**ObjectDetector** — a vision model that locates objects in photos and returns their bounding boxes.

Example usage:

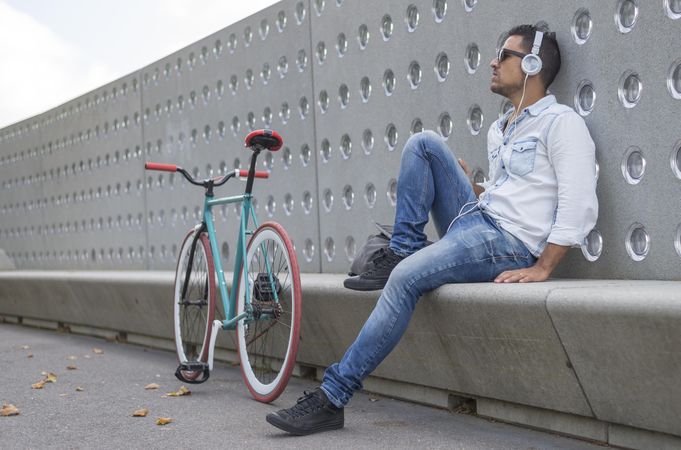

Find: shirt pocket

[509,139,538,177]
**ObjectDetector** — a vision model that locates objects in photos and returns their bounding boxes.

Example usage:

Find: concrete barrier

[1,271,680,449]
[547,285,681,437]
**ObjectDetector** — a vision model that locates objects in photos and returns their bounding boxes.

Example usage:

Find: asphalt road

[0,323,605,449]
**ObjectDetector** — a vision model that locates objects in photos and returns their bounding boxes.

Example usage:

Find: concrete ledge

[69,324,120,341]
[609,424,681,450]
[21,317,59,330]
[298,276,598,417]
[547,285,681,436]
[361,375,452,410]
[477,397,608,442]
[1,270,680,445]
[0,314,21,324]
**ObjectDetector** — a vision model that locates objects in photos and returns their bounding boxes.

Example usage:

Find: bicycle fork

[207,320,222,371]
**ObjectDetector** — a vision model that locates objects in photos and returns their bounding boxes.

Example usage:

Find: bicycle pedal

[179,362,208,371]
[175,362,210,384]
[253,273,281,301]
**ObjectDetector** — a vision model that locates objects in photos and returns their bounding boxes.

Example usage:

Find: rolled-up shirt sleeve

[546,112,599,247]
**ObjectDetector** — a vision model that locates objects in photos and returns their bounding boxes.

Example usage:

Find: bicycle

[145,129,302,403]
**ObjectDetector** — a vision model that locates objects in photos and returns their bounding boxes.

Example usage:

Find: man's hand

[457,158,472,178]
[458,158,485,197]
[494,243,569,283]
[494,265,550,283]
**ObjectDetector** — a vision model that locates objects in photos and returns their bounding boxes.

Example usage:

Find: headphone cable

[510,73,529,141]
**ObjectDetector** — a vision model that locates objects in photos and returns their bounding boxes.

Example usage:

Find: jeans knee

[385,258,420,299]
[403,130,450,159]
[382,261,421,312]
[387,259,410,286]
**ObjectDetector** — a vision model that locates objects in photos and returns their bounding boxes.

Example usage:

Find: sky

[0,0,279,129]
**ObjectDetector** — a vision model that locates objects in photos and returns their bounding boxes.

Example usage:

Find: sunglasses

[497,48,527,63]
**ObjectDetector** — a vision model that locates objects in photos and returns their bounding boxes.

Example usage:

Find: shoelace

[288,390,325,418]
[366,248,402,275]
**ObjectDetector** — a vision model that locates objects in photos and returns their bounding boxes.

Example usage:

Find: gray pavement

[0,323,606,449]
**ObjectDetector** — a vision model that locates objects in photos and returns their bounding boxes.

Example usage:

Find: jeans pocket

[509,139,537,176]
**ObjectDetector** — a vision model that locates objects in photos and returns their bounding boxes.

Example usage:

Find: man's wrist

[533,263,553,276]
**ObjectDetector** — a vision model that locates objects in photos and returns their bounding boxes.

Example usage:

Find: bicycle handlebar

[145,162,177,172]
[237,169,269,179]
[145,163,270,189]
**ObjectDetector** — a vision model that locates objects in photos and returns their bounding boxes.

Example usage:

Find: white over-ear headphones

[521,30,544,76]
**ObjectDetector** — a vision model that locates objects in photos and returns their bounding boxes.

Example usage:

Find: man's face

[490,35,527,98]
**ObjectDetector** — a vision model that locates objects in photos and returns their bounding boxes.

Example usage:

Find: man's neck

[509,90,545,113]
[503,88,547,132]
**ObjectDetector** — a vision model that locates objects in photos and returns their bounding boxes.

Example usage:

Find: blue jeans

[321,131,536,407]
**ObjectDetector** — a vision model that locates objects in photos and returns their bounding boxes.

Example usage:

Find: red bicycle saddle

[245,129,283,152]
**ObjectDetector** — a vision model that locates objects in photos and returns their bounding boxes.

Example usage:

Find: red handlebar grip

[145,162,177,172]
[238,169,269,179]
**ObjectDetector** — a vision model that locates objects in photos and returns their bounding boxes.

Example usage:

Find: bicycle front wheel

[237,222,302,403]
[173,228,216,380]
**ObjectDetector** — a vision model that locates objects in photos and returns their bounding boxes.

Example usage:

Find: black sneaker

[343,247,405,291]
[266,388,344,436]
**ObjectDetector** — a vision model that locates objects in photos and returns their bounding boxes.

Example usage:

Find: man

[266,24,598,435]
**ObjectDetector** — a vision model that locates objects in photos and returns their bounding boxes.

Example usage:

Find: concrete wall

[1,0,681,279]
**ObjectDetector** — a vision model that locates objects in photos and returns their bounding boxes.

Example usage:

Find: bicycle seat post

[244,147,262,196]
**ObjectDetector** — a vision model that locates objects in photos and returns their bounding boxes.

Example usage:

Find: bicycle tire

[173,228,216,380]
[236,222,302,403]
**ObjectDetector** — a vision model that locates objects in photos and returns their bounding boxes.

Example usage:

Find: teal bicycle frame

[194,151,280,333]
[203,191,255,330]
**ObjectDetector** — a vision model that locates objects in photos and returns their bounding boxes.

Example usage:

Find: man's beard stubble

[490,78,524,99]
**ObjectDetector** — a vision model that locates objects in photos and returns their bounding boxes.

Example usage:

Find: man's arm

[494,243,568,283]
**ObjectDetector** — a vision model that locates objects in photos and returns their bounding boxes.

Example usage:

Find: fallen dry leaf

[156,417,173,425]
[165,386,191,397]
[75,387,84,392]
[20,345,30,350]
[144,383,160,390]
[1,404,20,416]
[132,408,149,417]
[92,348,103,355]
[32,371,58,389]
[43,372,57,383]
[66,365,77,370]
[27,354,33,358]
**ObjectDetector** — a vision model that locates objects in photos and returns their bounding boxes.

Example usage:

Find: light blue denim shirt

[478,95,598,257]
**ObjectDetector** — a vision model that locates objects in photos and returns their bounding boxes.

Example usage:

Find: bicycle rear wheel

[173,228,216,380]
[236,222,302,403]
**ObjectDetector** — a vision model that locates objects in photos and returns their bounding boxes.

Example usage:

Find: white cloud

[0,0,277,128]
[0,1,118,127]
[143,0,276,59]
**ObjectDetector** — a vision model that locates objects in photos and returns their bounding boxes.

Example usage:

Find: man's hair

[506,24,561,88]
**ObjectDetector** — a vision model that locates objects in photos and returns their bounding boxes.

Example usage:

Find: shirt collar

[498,108,513,131]
[526,94,556,116]
[496,95,556,133]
